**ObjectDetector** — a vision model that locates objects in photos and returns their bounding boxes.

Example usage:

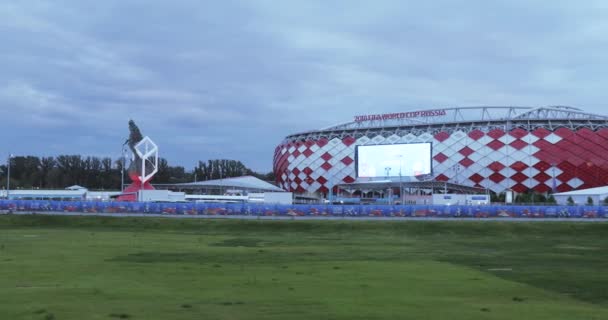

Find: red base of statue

[117,173,155,202]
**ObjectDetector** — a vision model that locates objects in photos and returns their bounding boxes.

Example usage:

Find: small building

[154,176,292,204]
[553,186,608,205]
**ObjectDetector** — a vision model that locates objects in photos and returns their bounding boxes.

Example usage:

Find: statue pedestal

[117,181,155,202]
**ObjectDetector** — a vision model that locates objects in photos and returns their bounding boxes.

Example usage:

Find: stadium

[273,106,608,197]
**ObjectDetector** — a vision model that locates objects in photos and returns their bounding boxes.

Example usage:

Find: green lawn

[0,215,607,320]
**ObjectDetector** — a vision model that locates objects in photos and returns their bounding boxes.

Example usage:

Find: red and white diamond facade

[273,106,608,194]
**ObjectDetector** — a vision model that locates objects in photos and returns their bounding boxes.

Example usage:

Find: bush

[567,196,575,205]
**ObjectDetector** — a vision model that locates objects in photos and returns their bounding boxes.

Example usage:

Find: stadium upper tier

[274,106,608,195]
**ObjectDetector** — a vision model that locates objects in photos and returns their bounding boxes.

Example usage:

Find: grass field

[0,215,607,319]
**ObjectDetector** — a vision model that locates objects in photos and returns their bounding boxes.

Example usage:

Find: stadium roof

[155,175,284,192]
[285,106,608,140]
[553,186,608,196]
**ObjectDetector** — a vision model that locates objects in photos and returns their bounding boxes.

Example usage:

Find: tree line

[0,156,275,190]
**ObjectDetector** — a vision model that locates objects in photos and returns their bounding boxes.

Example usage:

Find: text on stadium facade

[354,110,447,122]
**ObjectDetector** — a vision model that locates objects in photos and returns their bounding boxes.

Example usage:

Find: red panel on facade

[317,186,328,194]
[468,129,484,140]
[509,139,528,150]
[510,161,528,171]
[433,153,448,163]
[533,184,551,193]
[556,184,572,192]
[302,148,313,157]
[597,128,608,140]
[469,173,484,184]
[532,139,553,149]
[316,138,328,148]
[576,128,596,141]
[488,161,506,172]
[292,167,301,176]
[434,131,450,142]
[321,162,332,171]
[487,129,505,139]
[512,184,527,193]
[341,156,354,166]
[293,177,302,184]
[321,152,332,161]
[316,176,327,184]
[557,172,574,183]
[511,172,528,183]
[533,172,551,183]
[292,149,301,158]
[343,176,355,183]
[459,157,474,168]
[342,136,356,147]
[303,167,313,175]
[533,161,551,172]
[532,128,551,139]
[555,127,574,138]
[487,140,505,150]
[435,174,449,182]
[489,172,506,183]
[459,146,474,157]
[509,128,528,139]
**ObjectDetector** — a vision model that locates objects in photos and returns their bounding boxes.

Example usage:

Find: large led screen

[356,143,432,178]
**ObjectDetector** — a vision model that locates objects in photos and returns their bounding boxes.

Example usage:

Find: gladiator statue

[117,120,158,201]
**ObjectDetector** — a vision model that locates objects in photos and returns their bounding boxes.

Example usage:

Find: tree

[547,194,556,204]
[567,196,575,205]
[587,196,594,205]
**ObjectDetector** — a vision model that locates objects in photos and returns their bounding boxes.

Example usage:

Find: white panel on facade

[478,167,493,177]
[467,140,485,152]
[525,144,539,154]
[281,148,287,155]
[500,167,516,178]
[521,134,540,144]
[486,152,504,162]
[526,167,540,177]
[288,146,296,153]
[498,135,516,144]
[310,170,321,180]
[433,143,447,153]
[357,136,371,145]
[287,155,295,162]
[309,181,322,191]
[387,135,400,143]
[297,144,307,153]
[309,144,320,153]
[329,138,342,146]
[477,135,493,145]
[372,135,385,144]
[520,178,533,188]
[509,150,527,162]
[418,133,433,142]
[567,178,584,189]
[468,151,483,162]
[451,131,466,140]
[544,133,562,144]
[402,133,416,143]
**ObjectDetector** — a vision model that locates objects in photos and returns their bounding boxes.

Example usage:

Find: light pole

[6,154,13,199]
[121,146,128,192]
[398,155,403,205]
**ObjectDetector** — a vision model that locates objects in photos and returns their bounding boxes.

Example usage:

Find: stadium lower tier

[274,127,608,194]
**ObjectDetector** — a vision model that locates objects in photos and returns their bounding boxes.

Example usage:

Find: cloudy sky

[1,1,607,172]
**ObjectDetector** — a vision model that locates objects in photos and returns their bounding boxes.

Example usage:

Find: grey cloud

[1,0,608,172]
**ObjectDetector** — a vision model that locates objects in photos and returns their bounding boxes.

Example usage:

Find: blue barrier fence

[0,200,607,218]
